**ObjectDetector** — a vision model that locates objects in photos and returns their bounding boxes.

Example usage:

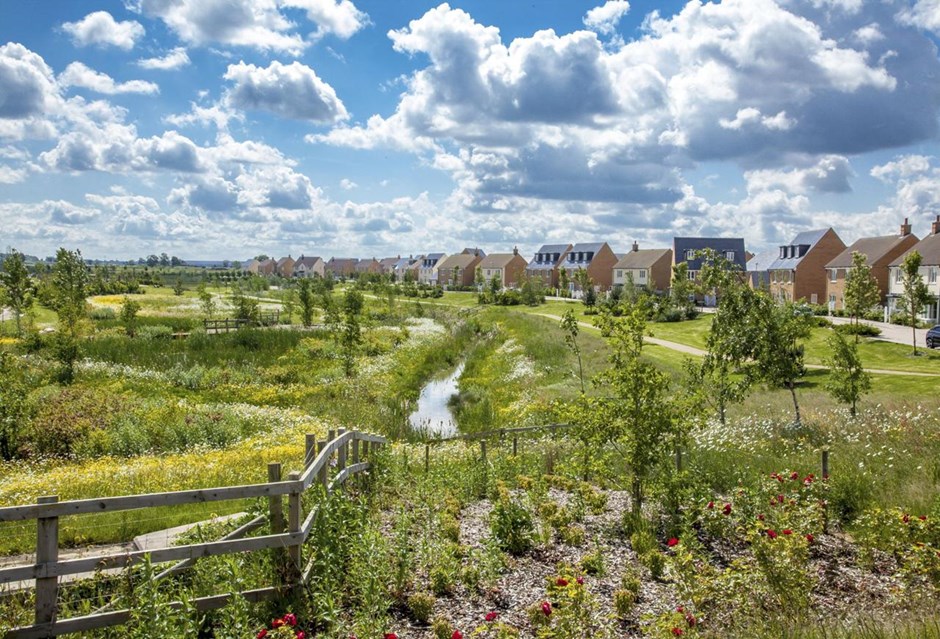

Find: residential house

[394,255,421,281]
[436,250,484,288]
[559,242,619,291]
[526,244,572,289]
[275,256,295,278]
[355,258,381,276]
[612,242,672,292]
[768,228,845,305]
[244,259,261,275]
[292,255,325,279]
[418,253,446,284]
[458,247,486,258]
[326,257,359,279]
[825,219,919,311]
[378,257,400,275]
[746,250,778,291]
[257,259,277,276]
[672,238,748,304]
[887,215,940,322]
[479,248,528,289]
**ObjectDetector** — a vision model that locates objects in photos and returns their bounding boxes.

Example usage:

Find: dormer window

[725,251,735,261]
[568,254,575,262]
[685,249,695,261]
[553,253,560,262]
[779,247,786,259]
[587,252,594,261]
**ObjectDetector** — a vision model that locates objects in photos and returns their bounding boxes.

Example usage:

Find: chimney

[632,241,639,252]
[513,246,518,256]
[933,214,940,236]
[900,217,912,237]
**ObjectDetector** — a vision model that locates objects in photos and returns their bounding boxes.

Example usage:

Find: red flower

[790,471,799,480]
[576,576,584,585]
[384,634,398,639]
[667,537,679,547]
[919,515,927,521]
[758,513,765,521]
[296,633,305,639]
[777,494,784,504]
[823,473,829,480]
[257,631,268,639]
[707,501,714,509]
[541,601,552,617]
[676,605,684,613]
[767,529,778,539]
[485,612,499,622]
[284,613,297,627]
[686,614,697,627]
[722,503,732,516]
[782,529,792,535]
[903,514,911,523]
[672,628,684,636]
[805,534,814,543]
[273,619,284,629]
[452,631,463,639]
[555,577,568,587]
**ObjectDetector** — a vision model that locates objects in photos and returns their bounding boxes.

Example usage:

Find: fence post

[337,428,347,472]
[287,471,302,580]
[424,443,430,473]
[821,449,830,479]
[352,434,360,466]
[480,440,488,495]
[512,437,518,457]
[318,440,328,488]
[675,447,683,473]
[305,434,317,468]
[267,463,284,534]
[35,495,59,629]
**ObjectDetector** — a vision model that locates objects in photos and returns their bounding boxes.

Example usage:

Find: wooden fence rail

[0,429,387,638]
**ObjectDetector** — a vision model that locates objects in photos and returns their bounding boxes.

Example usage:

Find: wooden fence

[0,429,386,638]
[203,311,280,333]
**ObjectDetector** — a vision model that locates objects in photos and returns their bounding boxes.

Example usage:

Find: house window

[639,269,647,279]
[811,294,818,304]
[829,294,836,304]
[929,267,938,284]
[829,269,836,282]
[587,252,594,261]
[553,253,560,262]
[725,251,735,261]
[615,269,622,279]
[688,271,697,281]
[685,249,695,261]
[895,269,902,283]
[779,247,786,259]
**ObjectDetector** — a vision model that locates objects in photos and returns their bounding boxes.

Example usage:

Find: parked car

[928,325,940,349]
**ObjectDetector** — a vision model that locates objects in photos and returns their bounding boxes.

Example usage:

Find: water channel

[408,362,464,438]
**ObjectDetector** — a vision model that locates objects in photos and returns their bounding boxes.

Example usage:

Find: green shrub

[835,323,882,337]
[629,529,657,556]
[560,524,585,546]
[407,591,435,624]
[640,550,665,581]
[613,589,636,619]
[490,495,535,555]
[829,471,874,524]
[88,306,116,320]
[432,617,454,639]
[580,547,605,576]
[138,325,173,340]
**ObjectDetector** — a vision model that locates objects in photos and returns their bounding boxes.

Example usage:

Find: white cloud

[223,61,348,122]
[853,23,885,44]
[745,155,853,195]
[339,178,357,190]
[61,11,145,50]
[871,154,932,182]
[0,42,58,119]
[719,107,794,130]
[60,62,159,95]
[897,0,940,35]
[280,0,370,39]
[137,47,191,70]
[45,200,100,224]
[583,1,630,35]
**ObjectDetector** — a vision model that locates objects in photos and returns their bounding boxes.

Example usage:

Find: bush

[431,617,453,639]
[407,592,435,624]
[640,550,665,581]
[813,317,834,328]
[834,323,882,337]
[613,589,636,619]
[559,524,585,546]
[829,471,874,524]
[88,306,116,320]
[138,325,173,340]
[580,547,605,576]
[490,495,536,555]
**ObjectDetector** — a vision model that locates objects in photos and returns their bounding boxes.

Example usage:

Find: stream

[408,362,464,438]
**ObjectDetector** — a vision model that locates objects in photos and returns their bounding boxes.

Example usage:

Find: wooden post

[36,495,59,628]
[480,440,488,495]
[821,449,830,479]
[287,471,302,579]
[424,443,430,473]
[337,428,347,472]
[267,463,284,534]
[318,440,328,488]
[512,437,518,457]
[675,447,683,473]
[361,439,370,461]
[305,434,317,468]
[352,435,360,465]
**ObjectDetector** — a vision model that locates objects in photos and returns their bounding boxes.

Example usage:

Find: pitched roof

[570,242,606,253]
[480,253,523,269]
[379,257,400,268]
[613,248,671,269]
[746,249,778,272]
[767,228,832,270]
[826,235,918,268]
[437,253,481,270]
[294,255,322,268]
[460,247,486,257]
[535,244,572,254]
[277,256,293,266]
[673,237,747,270]
[889,232,940,266]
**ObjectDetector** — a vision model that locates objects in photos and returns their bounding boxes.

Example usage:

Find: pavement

[826,315,931,347]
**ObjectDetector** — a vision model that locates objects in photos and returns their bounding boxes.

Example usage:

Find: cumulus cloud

[137,47,191,70]
[870,154,932,182]
[0,43,58,119]
[897,0,940,34]
[60,62,159,95]
[45,199,100,224]
[61,11,145,50]
[745,155,853,195]
[340,178,357,190]
[223,60,348,122]
[129,0,368,55]
[583,1,630,35]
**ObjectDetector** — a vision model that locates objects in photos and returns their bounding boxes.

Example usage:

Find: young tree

[120,296,141,337]
[341,289,364,377]
[282,288,296,325]
[825,331,871,417]
[559,268,570,297]
[173,278,185,296]
[0,250,34,335]
[230,285,259,324]
[752,297,813,424]
[896,251,931,355]
[843,251,881,341]
[561,309,585,394]
[50,248,88,383]
[0,352,30,460]
[670,262,696,318]
[298,278,315,327]
[197,283,215,319]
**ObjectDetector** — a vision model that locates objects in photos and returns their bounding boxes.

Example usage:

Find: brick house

[378,257,400,275]
[612,242,672,293]
[746,250,778,290]
[887,215,940,322]
[559,242,619,292]
[825,219,919,311]
[418,253,446,284]
[326,258,359,279]
[292,255,325,278]
[526,244,572,289]
[479,248,528,289]
[672,237,747,304]
[355,258,381,276]
[768,228,845,305]
[256,258,277,276]
[275,256,295,277]
[436,250,484,288]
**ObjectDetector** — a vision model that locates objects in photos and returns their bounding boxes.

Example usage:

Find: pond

[408,362,464,438]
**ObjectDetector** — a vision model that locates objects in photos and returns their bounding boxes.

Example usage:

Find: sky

[2,0,940,261]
